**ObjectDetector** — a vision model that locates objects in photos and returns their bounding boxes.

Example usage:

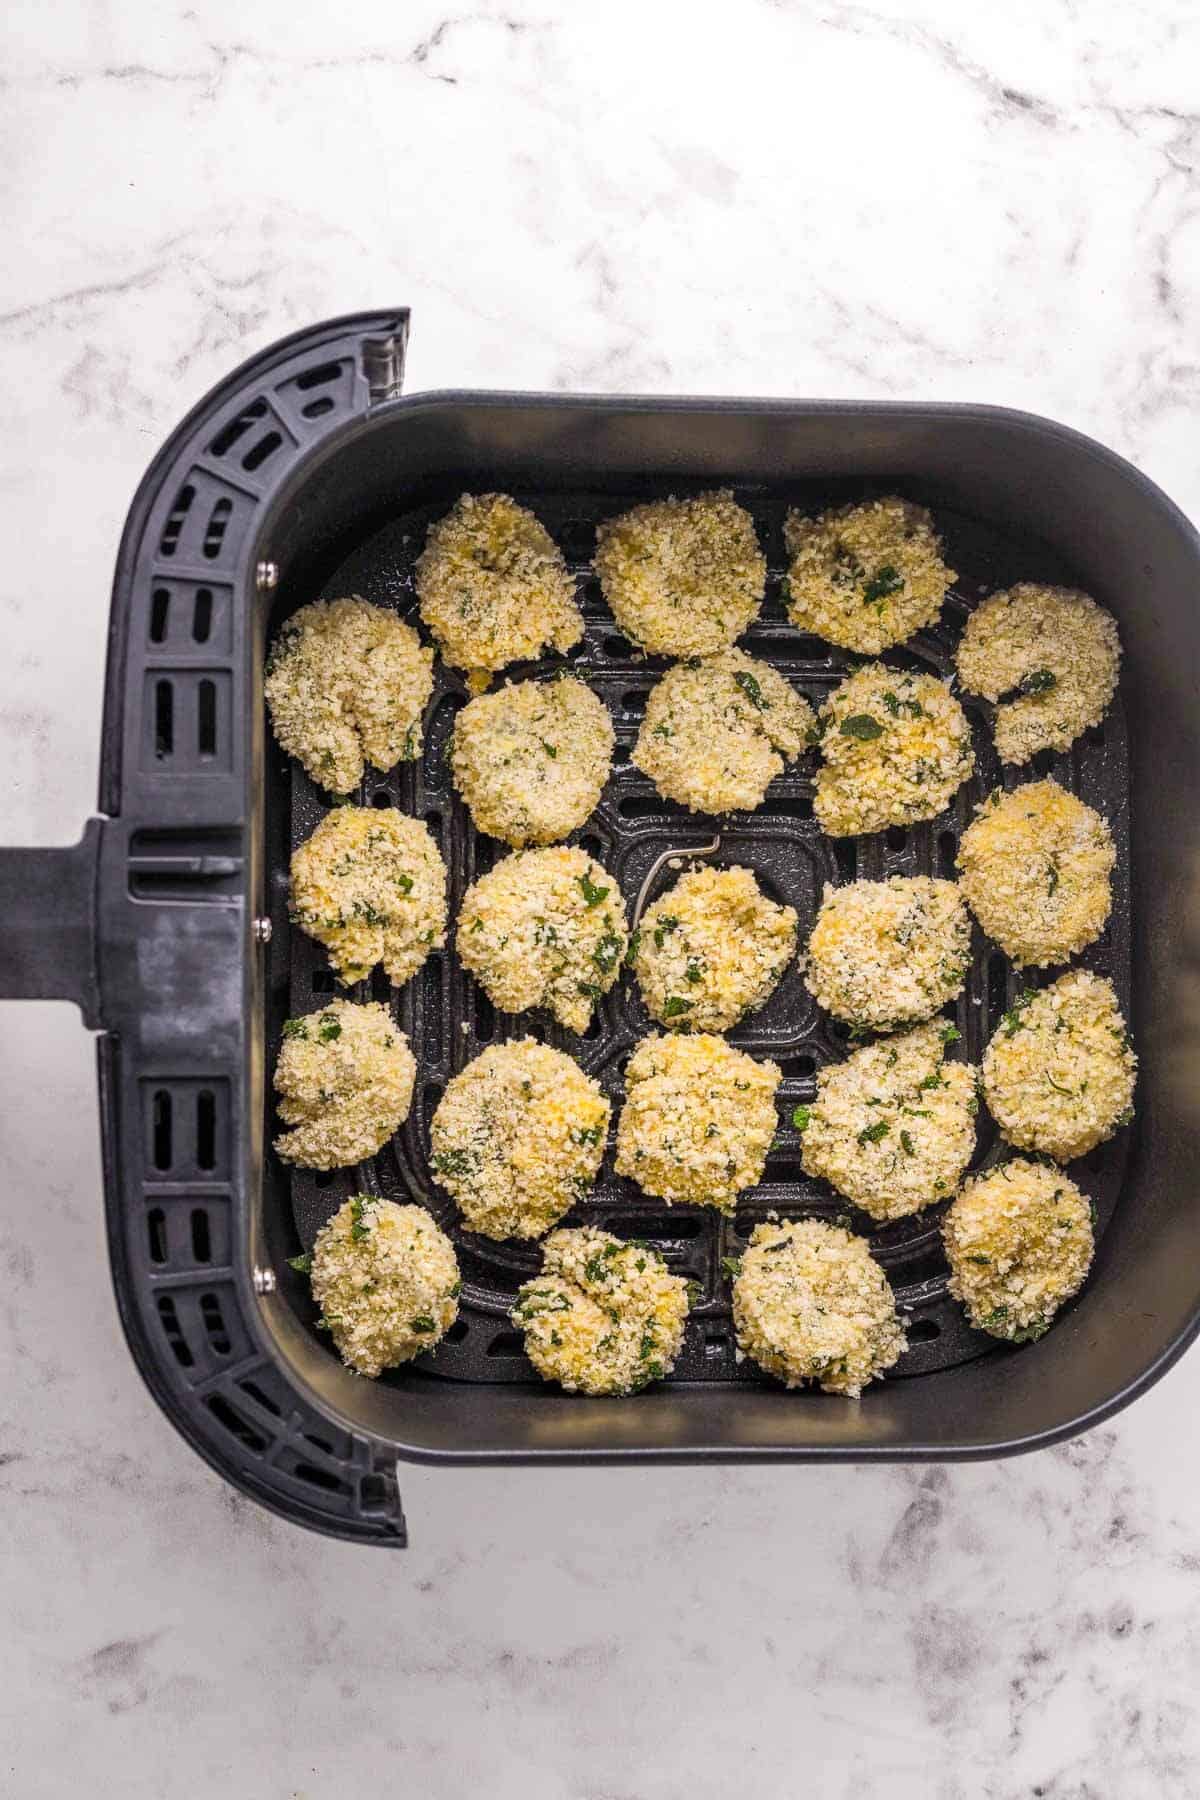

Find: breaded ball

[943,1158,1094,1342]
[290,805,447,987]
[784,495,955,654]
[264,597,434,796]
[982,971,1136,1162]
[631,864,797,1032]
[457,846,629,1034]
[512,1226,691,1396]
[799,1020,977,1222]
[451,676,614,847]
[957,780,1114,967]
[632,649,814,815]
[309,1198,461,1378]
[731,1218,907,1395]
[429,1038,610,1240]
[813,663,974,837]
[804,877,971,1032]
[956,583,1121,765]
[614,1032,780,1214]
[415,492,583,689]
[594,489,766,656]
[274,1000,416,1170]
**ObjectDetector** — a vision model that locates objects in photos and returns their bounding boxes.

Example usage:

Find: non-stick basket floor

[268,483,1131,1389]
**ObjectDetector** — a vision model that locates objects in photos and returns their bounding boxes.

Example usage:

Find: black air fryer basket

[4,309,1200,1547]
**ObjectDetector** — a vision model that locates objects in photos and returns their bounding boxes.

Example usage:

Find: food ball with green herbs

[631,864,797,1033]
[308,1198,461,1378]
[783,496,955,654]
[274,999,416,1170]
[457,846,629,1034]
[731,1218,907,1396]
[943,1158,1094,1342]
[594,489,766,657]
[290,805,447,987]
[803,876,972,1032]
[632,649,814,816]
[451,675,614,847]
[511,1226,692,1396]
[614,1031,780,1214]
[415,491,583,691]
[429,1038,610,1240]
[982,970,1136,1162]
[813,663,974,837]
[798,1020,977,1223]
[957,780,1114,967]
[265,596,434,797]
[956,583,1121,765]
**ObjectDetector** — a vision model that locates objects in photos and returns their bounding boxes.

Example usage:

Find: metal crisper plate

[272,484,1131,1391]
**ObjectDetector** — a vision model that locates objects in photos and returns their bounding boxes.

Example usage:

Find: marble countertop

[5,2,1200,1795]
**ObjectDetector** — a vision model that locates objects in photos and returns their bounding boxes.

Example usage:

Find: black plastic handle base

[0,820,103,1026]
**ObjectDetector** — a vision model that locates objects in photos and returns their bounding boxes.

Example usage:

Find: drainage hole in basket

[372,789,393,808]
[191,587,213,644]
[190,1207,211,1264]
[886,826,908,853]
[200,1292,231,1355]
[444,1319,469,1344]
[149,587,170,644]
[937,829,957,879]
[486,1331,527,1358]
[293,1461,349,1494]
[239,1379,282,1418]
[156,1295,193,1368]
[146,1206,168,1264]
[196,1089,216,1170]
[154,680,174,759]
[152,1089,172,1170]
[205,1394,267,1452]
[907,1317,942,1344]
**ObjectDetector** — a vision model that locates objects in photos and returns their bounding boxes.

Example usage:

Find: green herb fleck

[857,1119,890,1145]
[541,740,558,758]
[720,1255,742,1279]
[792,1104,812,1132]
[626,928,642,965]
[318,1013,342,1042]
[733,669,769,711]
[653,914,680,949]
[579,869,610,908]
[662,995,694,1019]
[839,712,884,741]
[287,1251,312,1274]
[939,1023,961,1045]
[282,1017,308,1040]
[1001,990,1036,1037]
[349,1198,371,1243]
[1020,668,1057,696]
[684,962,703,984]
[410,1316,436,1334]
[900,1130,915,1156]
[862,564,904,607]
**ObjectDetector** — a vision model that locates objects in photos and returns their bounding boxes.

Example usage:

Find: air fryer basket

[3,310,1199,1548]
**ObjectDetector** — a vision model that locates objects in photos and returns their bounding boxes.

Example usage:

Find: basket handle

[0,819,103,1026]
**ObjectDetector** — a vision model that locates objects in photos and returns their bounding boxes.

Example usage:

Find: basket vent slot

[301,395,335,420]
[159,483,194,557]
[295,360,344,391]
[208,397,267,459]
[190,1207,211,1264]
[150,588,170,643]
[239,1378,283,1418]
[129,827,242,900]
[242,430,283,473]
[485,1331,526,1359]
[154,680,174,759]
[147,1206,168,1263]
[908,1317,942,1343]
[293,1461,349,1494]
[192,588,213,643]
[937,830,957,879]
[141,1079,230,1179]
[156,1295,194,1368]
[205,1393,267,1452]
[200,1292,231,1354]
[197,679,217,758]
[202,496,233,560]
[311,968,337,993]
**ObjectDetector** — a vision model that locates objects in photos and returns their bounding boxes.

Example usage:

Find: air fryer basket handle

[0,819,102,1026]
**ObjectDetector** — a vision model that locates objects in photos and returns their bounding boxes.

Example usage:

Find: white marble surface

[4,1,1200,1794]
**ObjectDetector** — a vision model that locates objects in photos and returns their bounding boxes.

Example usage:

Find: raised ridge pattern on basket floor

[269,485,1132,1390]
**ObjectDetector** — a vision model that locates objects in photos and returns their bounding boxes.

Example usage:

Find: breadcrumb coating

[429,1038,610,1240]
[632,864,797,1033]
[982,971,1136,1161]
[274,999,416,1170]
[799,1020,977,1222]
[614,1032,780,1214]
[956,583,1120,765]
[457,846,629,1034]
[632,649,814,815]
[415,492,583,689]
[957,780,1114,967]
[594,489,766,656]
[451,675,613,847]
[804,877,972,1031]
[265,597,434,796]
[784,495,955,654]
[813,663,974,837]
[309,1198,461,1378]
[944,1158,1094,1341]
[731,1217,907,1395]
[512,1226,691,1396]
[290,805,447,987]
